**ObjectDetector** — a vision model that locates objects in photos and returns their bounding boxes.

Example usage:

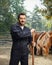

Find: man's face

[18,15,26,26]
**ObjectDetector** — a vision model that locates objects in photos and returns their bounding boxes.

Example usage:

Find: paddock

[0,44,52,65]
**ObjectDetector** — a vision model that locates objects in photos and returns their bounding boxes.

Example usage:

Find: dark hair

[18,13,26,20]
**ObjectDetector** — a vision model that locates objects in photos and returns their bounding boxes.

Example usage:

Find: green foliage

[0,0,52,34]
[0,0,25,33]
[31,6,43,31]
[40,0,52,19]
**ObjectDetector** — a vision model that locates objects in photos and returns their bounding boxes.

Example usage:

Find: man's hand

[32,41,36,47]
[31,29,35,35]
[31,29,35,33]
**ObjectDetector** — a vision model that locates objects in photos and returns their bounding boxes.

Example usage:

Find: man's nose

[22,19,25,21]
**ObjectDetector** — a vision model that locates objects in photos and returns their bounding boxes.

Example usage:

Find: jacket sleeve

[28,31,32,45]
[10,25,19,41]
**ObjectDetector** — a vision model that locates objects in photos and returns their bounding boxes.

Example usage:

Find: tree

[31,6,42,31]
[0,0,25,33]
[40,0,52,20]
[0,0,11,32]
[9,0,26,17]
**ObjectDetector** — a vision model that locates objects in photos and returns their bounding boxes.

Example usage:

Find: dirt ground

[0,45,52,65]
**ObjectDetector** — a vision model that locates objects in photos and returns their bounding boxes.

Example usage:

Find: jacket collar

[16,22,26,30]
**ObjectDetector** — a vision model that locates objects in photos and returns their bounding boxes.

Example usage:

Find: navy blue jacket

[10,22,32,55]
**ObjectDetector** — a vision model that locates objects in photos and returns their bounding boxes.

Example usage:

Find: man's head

[18,13,26,26]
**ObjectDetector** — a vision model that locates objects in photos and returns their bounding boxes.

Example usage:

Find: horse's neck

[37,32,46,42]
[39,32,46,40]
[34,32,40,42]
[49,35,52,44]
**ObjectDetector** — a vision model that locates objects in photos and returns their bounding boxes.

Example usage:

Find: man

[9,13,35,65]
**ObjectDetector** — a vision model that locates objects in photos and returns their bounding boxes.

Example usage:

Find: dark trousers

[9,49,28,65]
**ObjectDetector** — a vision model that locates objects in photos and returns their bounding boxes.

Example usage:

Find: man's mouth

[22,21,24,22]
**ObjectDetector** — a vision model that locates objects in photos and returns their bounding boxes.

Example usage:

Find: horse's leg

[42,47,46,56]
[36,45,41,55]
[42,46,49,56]
[29,45,33,55]
[45,47,49,56]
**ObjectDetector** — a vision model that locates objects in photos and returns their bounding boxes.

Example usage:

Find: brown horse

[36,31,52,56]
[29,31,45,55]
